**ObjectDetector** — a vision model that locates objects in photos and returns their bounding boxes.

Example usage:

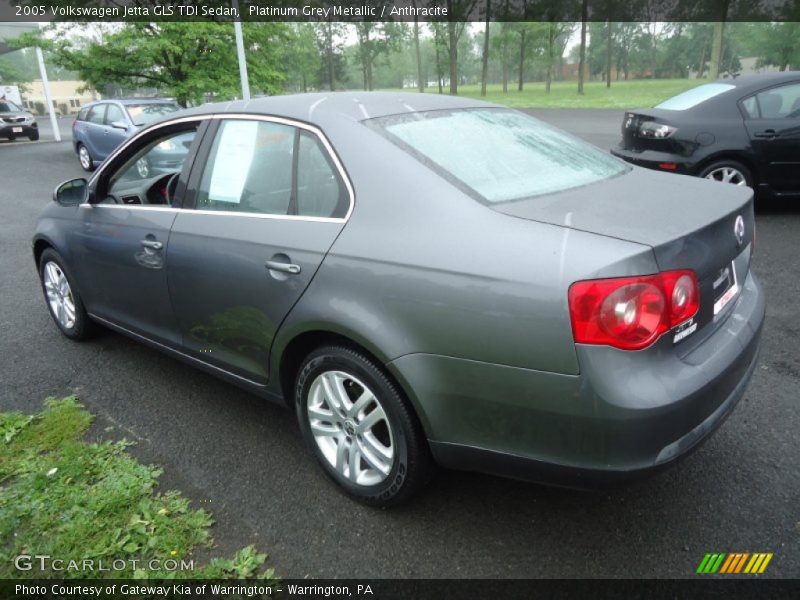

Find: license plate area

[12,127,23,133]
[713,261,739,315]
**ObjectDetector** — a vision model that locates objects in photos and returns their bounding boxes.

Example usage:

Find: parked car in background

[72,98,180,173]
[612,72,800,199]
[35,93,764,505]
[0,99,38,141]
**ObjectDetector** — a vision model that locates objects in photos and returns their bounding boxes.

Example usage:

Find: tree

[577,0,588,94]
[315,21,348,91]
[284,23,321,93]
[480,0,491,96]
[411,0,424,91]
[756,22,800,71]
[16,22,288,106]
[491,22,517,93]
[353,21,406,91]
[444,0,478,94]
[708,1,731,79]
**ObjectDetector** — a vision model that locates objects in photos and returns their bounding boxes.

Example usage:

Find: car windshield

[125,103,179,126]
[655,83,735,110]
[0,101,23,112]
[369,108,628,203]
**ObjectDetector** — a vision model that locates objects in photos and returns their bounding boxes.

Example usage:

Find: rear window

[125,103,179,126]
[368,108,627,204]
[655,83,735,110]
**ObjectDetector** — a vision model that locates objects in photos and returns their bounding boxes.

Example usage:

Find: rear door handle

[141,239,163,250]
[265,260,301,275]
[753,129,778,139]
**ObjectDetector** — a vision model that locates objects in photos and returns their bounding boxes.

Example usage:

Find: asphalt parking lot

[1,109,798,579]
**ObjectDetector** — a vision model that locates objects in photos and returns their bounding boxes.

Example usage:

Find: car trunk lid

[493,167,754,337]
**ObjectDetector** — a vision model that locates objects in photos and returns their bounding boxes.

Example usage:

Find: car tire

[77,143,95,172]
[38,248,97,341]
[295,345,432,506]
[28,131,40,141]
[699,160,753,188]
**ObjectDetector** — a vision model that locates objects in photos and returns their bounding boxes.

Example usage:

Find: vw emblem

[734,215,745,246]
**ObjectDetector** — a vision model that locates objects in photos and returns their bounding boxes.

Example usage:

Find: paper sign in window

[208,121,258,204]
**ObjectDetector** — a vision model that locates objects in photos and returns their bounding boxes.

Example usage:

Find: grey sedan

[33,93,764,505]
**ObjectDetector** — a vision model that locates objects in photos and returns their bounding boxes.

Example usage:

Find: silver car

[34,93,764,505]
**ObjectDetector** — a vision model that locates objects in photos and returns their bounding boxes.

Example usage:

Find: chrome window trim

[83,112,355,224]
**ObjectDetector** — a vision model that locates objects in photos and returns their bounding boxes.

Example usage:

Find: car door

[80,103,108,160]
[98,102,131,158]
[744,81,800,196]
[70,118,210,345]
[167,116,353,384]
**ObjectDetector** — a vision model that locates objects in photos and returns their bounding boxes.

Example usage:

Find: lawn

[0,397,276,580]
[428,78,705,109]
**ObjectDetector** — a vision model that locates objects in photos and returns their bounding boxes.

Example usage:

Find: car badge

[734,215,745,246]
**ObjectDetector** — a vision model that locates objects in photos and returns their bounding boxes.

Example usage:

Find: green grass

[426,78,705,109]
[0,397,276,580]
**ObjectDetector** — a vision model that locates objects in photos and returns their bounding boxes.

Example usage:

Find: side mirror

[53,178,88,206]
[110,120,128,130]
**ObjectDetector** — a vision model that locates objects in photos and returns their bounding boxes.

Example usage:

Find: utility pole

[232,0,250,101]
[35,46,60,142]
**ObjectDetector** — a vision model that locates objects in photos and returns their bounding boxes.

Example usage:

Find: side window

[741,96,758,119]
[86,104,106,124]
[106,127,198,200]
[197,120,295,215]
[105,104,124,125]
[76,107,89,121]
[296,131,347,218]
[755,83,800,119]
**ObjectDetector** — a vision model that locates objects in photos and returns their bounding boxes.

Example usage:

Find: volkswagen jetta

[33,93,764,505]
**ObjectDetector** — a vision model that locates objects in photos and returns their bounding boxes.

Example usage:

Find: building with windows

[21,80,100,116]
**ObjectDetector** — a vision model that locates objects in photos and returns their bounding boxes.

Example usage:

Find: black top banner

[2,0,800,23]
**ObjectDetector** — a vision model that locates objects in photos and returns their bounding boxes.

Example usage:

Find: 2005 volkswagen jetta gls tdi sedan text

[34,93,764,505]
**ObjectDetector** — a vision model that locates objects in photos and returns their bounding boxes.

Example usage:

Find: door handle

[265,261,301,275]
[141,239,163,250]
[753,129,778,139]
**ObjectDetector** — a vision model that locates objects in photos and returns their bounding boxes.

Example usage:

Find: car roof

[174,91,500,128]
[723,71,800,93]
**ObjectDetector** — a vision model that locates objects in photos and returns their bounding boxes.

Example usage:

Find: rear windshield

[368,108,627,204]
[655,83,735,110]
[125,103,179,126]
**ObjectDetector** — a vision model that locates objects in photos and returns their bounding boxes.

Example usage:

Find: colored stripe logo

[697,553,773,574]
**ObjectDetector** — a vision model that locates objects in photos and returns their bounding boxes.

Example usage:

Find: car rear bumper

[388,271,765,487]
[611,145,696,175]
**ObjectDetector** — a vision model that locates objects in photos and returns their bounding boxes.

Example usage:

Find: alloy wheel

[136,157,150,178]
[307,370,395,486]
[78,146,91,170]
[43,261,76,330]
[704,166,747,186]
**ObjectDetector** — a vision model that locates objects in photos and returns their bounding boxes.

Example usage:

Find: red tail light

[568,270,699,351]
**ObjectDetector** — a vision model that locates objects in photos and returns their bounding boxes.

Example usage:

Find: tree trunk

[578,2,587,95]
[697,45,707,78]
[480,1,490,97]
[448,20,458,95]
[413,14,424,92]
[709,21,725,80]
[435,36,443,94]
[606,21,612,88]
[326,22,335,91]
[546,23,555,94]
[518,28,526,91]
